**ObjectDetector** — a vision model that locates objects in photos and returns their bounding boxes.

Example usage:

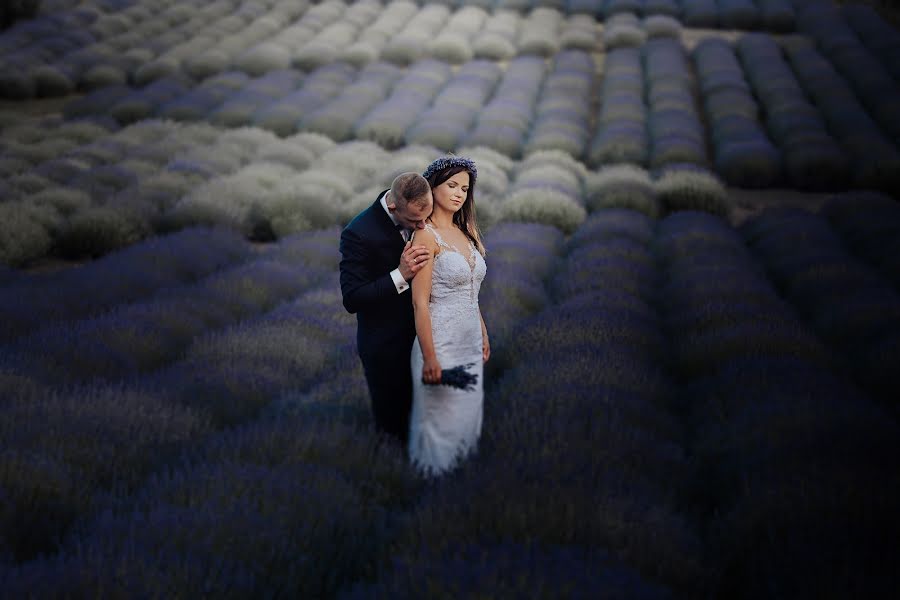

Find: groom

[339,173,433,446]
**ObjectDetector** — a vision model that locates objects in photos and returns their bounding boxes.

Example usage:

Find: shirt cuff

[390,268,409,294]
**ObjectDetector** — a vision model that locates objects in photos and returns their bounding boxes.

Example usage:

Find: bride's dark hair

[422,157,485,256]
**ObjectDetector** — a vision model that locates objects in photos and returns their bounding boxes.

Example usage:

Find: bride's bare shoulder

[412,226,440,253]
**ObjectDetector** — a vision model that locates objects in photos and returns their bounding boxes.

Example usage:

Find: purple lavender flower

[426,362,479,391]
[422,155,478,181]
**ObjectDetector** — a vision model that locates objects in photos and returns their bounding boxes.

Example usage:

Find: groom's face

[393,191,433,231]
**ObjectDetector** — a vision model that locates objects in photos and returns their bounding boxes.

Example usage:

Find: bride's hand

[422,357,441,384]
[482,334,490,363]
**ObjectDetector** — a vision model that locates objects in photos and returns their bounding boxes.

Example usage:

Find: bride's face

[433,172,470,214]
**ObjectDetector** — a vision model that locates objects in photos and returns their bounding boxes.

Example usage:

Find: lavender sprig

[425,363,479,391]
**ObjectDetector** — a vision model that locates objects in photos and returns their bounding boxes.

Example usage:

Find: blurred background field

[1,0,899,597]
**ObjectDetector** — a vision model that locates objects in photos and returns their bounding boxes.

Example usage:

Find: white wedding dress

[409,223,487,476]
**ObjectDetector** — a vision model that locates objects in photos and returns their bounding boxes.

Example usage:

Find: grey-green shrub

[514,163,583,199]
[294,21,363,71]
[81,65,127,90]
[284,132,337,159]
[0,202,54,266]
[603,14,647,50]
[427,7,486,63]
[517,8,563,57]
[473,33,517,60]
[459,144,517,175]
[500,188,587,234]
[643,15,682,38]
[32,65,76,96]
[168,162,294,234]
[382,4,449,64]
[560,14,598,50]
[9,172,54,196]
[27,187,93,218]
[235,42,292,76]
[56,206,150,258]
[655,168,732,218]
[586,165,660,218]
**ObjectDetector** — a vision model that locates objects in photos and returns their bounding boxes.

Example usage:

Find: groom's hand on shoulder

[399,240,432,281]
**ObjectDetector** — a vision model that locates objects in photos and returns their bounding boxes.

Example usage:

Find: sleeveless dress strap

[425,223,451,249]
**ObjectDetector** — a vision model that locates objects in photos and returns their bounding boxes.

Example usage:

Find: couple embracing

[339,156,489,477]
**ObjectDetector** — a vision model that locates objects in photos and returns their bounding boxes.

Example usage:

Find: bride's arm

[411,228,441,383]
[479,309,490,363]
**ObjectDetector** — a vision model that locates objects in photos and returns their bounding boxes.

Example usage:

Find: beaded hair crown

[422,155,477,182]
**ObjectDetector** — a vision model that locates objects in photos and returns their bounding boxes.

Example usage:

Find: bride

[409,156,489,477]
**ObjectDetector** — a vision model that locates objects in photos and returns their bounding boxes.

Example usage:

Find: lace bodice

[426,223,486,309]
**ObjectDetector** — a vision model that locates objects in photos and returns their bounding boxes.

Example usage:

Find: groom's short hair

[389,173,430,207]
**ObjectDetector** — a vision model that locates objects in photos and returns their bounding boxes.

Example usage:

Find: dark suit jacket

[339,191,416,362]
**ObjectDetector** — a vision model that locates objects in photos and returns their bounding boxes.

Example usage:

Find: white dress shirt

[381,192,411,294]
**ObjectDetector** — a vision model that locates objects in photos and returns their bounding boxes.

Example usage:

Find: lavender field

[2,0,900,597]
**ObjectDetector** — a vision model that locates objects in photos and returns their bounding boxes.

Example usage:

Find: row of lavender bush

[17,0,881,102]
[656,209,900,596]
[523,50,596,157]
[0,0,298,98]
[0,277,387,591]
[842,2,900,82]
[693,34,898,193]
[478,222,562,362]
[364,204,900,594]
[11,36,898,194]
[421,0,796,29]
[0,227,251,344]
[3,111,740,267]
[691,37,781,188]
[71,51,603,160]
[354,59,453,148]
[822,191,900,292]
[602,11,682,50]
[499,149,589,233]
[680,0,795,31]
[782,38,900,195]
[795,1,900,143]
[418,203,900,594]
[0,228,362,569]
[740,207,900,405]
[377,204,900,594]
[643,37,709,170]
[736,33,849,191]
[0,0,613,99]
[363,208,699,596]
[0,229,337,385]
[1,120,340,265]
[3,205,898,594]
[0,0,804,105]
[587,162,731,218]
[464,55,547,156]
[589,47,646,165]
[406,60,502,150]
[588,36,713,172]
[254,62,358,136]
[0,221,563,594]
